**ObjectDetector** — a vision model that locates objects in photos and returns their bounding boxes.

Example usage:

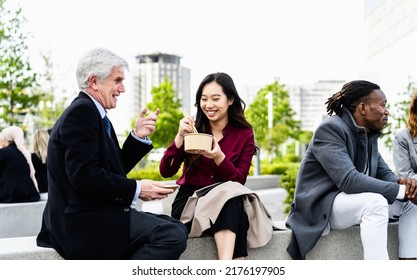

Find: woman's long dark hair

[185,72,259,172]
[194,72,252,133]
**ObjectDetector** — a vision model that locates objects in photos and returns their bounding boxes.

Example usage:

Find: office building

[287,80,346,132]
[134,52,191,113]
[362,0,417,100]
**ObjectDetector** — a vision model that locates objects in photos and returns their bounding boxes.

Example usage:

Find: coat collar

[340,107,381,142]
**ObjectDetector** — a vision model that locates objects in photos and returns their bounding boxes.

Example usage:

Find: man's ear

[358,102,367,115]
[88,75,98,90]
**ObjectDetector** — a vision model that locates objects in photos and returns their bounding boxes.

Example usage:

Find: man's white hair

[76,48,129,90]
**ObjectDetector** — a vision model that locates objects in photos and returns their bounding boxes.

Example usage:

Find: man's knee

[160,222,188,250]
[365,193,388,206]
[363,193,389,218]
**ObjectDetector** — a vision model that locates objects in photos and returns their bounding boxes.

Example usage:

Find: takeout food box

[163,185,179,191]
[184,133,213,154]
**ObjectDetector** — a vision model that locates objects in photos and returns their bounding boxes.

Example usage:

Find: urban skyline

[14,0,365,97]
[8,0,417,161]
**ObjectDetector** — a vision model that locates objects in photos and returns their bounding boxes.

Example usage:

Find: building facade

[362,0,417,101]
[287,80,346,132]
[134,52,191,113]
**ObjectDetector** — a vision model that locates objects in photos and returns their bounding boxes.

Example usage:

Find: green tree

[145,78,183,149]
[246,79,302,162]
[0,0,40,128]
[381,78,417,151]
[32,53,67,129]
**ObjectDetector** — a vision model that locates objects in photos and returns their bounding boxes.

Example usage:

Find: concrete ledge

[308,222,398,260]
[0,236,63,260]
[245,175,280,190]
[0,223,399,260]
[180,222,399,260]
[0,176,280,238]
[254,188,287,221]
[0,201,46,238]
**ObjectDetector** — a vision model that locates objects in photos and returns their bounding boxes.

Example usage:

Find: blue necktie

[103,115,111,137]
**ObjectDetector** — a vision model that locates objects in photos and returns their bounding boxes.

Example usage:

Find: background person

[286,80,417,260]
[160,72,271,260]
[37,47,187,260]
[0,126,40,203]
[31,129,49,200]
[393,92,417,179]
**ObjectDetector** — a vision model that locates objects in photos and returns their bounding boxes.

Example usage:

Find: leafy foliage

[381,78,417,151]
[145,78,183,149]
[0,0,41,128]
[279,165,299,214]
[249,162,299,176]
[127,166,180,181]
[32,53,67,130]
[246,79,302,161]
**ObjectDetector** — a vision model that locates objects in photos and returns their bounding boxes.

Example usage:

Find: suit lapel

[77,93,126,176]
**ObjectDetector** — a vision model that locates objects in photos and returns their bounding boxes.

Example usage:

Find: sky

[10,0,365,94]
[7,0,367,135]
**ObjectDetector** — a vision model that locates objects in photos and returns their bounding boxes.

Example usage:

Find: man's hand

[402,177,417,204]
[134,108,160,139]
[138,180,174,201]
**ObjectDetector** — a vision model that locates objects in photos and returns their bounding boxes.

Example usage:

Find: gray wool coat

[286,107,400,260]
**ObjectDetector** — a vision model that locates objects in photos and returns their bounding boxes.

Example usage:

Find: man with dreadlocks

[286,80,417,260]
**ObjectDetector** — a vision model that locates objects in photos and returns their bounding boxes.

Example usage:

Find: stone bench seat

[0,222,399,260]
[0,176,283,239]
[0,175,399,260]
[0,201,46,238]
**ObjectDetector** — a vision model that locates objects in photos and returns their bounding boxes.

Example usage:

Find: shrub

[249,162,299,176]
[127,167,179,181]
[279,165,299,214]
[281,153,300,163]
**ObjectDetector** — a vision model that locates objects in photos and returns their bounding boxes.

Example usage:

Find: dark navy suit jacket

[37,92,152,259]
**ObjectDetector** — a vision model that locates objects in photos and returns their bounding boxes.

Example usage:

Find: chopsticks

[181,108,198,133]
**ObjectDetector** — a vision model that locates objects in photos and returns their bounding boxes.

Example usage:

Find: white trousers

[328,192,417,260]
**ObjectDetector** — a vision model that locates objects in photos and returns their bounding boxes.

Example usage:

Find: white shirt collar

[82,91,106,118]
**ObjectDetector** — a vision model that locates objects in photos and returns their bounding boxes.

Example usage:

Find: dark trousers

[128,208,188,260]
[172,186,249,259]
[205,196,249,258]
